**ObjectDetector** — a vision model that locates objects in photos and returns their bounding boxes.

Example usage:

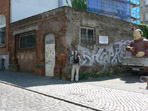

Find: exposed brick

[0,0,10,55]
[9,7,68,78]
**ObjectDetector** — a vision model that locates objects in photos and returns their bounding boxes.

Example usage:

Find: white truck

[121,57,148,74]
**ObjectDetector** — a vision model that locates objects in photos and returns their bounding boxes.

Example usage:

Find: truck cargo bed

[121,57,148,67]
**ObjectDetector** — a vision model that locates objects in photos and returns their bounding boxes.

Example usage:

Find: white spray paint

[75,40,131,66]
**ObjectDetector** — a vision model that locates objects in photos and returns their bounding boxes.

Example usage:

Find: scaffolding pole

[130,0,140,24]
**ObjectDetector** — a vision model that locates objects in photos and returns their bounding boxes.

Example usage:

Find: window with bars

[0,14,6,47]
[145,13,148,22]
[19,32,36,49]
[140,14,144,22]
[0,27,6,46]
[80,27,94,45]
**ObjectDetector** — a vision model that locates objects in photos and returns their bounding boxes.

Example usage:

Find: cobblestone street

[0,82,94,111]
[28,81,148,111]
[0,71,148,111]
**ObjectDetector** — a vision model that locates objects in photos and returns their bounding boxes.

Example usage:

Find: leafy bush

[79,72,89,80]
[66,0,87,11]
[138,24,148,39]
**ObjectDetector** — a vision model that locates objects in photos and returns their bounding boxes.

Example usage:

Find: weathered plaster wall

[65,7,138,74]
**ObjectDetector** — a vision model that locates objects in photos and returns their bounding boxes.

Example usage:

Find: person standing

[71,50,81,81]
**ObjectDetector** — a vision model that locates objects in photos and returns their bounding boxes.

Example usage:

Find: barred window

[141,14,144,22]
[81,27,94,44]
[0,14,6,47]
[19,32,35,49]
[145,13,148,21]
[0,27,6,46]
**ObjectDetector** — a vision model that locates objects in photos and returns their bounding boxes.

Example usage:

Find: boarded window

[80,27,94,45]
[19,32,36,49]
[0,15,6,47]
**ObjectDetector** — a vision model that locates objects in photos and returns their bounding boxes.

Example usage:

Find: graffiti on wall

[75,40,131,66]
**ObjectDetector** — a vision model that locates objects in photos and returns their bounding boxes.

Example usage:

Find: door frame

[45,34,56,77]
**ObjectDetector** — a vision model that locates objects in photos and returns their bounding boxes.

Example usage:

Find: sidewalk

[0,71,148,111]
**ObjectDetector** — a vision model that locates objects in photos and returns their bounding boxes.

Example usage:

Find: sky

[11,0,70,22]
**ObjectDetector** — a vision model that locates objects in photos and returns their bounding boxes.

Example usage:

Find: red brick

[9,8,67,78]
[0,0,10,55]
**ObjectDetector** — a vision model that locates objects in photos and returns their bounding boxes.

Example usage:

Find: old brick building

[0,0,69,71]
[0,0,10,70]
[9,7,138,79]
[9,7,67,78]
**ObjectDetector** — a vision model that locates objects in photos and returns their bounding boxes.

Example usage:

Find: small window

[145,13,148,21]
[80,27,94,45]
[141,14,144,22]
[19,32,35,49]
[0,14,6,47]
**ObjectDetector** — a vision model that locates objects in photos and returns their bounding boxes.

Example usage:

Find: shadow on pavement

[0,71,72,87]
[81,72,147,84]
[119,73,147,83]
[0,71,147,88]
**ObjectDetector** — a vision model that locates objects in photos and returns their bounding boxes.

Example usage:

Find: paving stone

[28,82,148,111]
[0,83,93,111]
[0,71,148,111]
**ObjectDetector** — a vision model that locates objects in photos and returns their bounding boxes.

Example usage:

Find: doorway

[45,34,55,77]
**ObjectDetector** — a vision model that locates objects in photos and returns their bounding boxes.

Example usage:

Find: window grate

[19,32,36,49]
[80,27,94,45]
[0,27,6,46]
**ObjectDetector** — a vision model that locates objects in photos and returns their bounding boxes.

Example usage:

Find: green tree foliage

[66,0,87,11]
[138,24,148,39]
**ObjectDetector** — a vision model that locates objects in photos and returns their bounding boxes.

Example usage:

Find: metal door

[45,34,55,77]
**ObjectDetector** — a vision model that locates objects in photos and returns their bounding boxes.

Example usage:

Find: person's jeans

[71,64,79,81]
